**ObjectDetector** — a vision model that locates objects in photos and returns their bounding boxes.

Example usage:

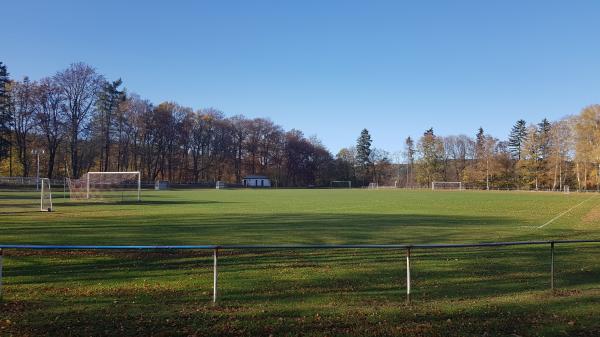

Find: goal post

[368,182,379,189]
[67,171,141,202]
[431,181,463,190]
[40,178,53,212]
[330,180,352,188]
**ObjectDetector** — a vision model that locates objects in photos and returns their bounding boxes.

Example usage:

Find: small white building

[243,175,271,188]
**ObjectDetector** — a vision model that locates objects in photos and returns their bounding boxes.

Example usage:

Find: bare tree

[54,63,103,178]
[35,77,66,179]
[9,77,37,177]
[549,118,574,190]
[574,105,600,191]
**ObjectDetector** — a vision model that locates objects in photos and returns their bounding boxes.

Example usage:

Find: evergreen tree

[518,124,542,189]
[356,128,372,184]
[0,62,11,160]
[475,127,485,160]
[95,78,125,171]
[404,136,415,187]
[508,119,527,160]
[537,118,552,160]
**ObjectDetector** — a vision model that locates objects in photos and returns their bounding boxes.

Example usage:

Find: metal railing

[1,239,599,303]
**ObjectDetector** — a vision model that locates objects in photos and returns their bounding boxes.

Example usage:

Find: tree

[465,128,498,189]
[535,118,553,187]
[10,77,37,177]
[54,63,103,178]
[336,147,357,183]
[508,119,527,160]
[518,124,542,189]
[475,127,485,158]
[549,118,574,190]
[36,77,66,179]
[95,78,125,171]
[574,105,600,191]
[404,136,415,187]
[370,148,393,185]
[356,128,372,184]
[443,135,473,182]
[416,128,444,186]
[0,62,11,161]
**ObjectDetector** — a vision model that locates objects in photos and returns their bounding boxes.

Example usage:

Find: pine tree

[475,127,485,160]
[537,118,552,161]
[404,136,415,187]
[508,119,527,160]
[96,78,125,171]
[0,62,11,160]
[356,128,372,184]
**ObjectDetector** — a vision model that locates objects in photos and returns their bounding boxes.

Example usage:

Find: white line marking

[537,194,598,229]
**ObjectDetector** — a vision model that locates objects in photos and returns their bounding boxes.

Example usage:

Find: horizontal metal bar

[0,240,599,251]
[0,245,218,250]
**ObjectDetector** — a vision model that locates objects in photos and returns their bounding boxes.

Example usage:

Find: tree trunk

[47,148,56,179]
[576,162,581,191]
[552,162,558,191]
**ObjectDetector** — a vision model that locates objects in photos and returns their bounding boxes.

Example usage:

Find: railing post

[213,248,218,303]
[0,248,3,300]
[406,247,411,303]
[550,241,555,293]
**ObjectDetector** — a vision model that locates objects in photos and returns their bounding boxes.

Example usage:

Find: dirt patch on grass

[582,205,600,224]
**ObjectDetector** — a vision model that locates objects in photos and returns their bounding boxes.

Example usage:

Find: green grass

[1,188,599,336]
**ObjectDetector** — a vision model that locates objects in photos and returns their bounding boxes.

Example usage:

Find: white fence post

[550,241,555,292]
[213,248,218,303]
[406,247,411,303]
[0,249,3,300]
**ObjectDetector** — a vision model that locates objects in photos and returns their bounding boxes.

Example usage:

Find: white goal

[431,181,463,190]
[40,178,53,212]
[368,182,379,189]
[216,181,226,189]
[68,171,141,202]
[330,181,351,188]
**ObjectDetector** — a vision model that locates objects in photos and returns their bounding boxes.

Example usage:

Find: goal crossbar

[330,181,352,188]
[85,171,141,201]
[431,181,463,190]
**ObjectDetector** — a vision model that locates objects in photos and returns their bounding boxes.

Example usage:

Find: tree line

[0,62,337,186]
[1,61,599,190]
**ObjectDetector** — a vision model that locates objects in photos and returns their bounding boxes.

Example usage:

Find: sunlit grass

[1,189,599,336]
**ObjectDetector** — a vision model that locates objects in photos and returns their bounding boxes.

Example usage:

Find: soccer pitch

[1,189,599,336]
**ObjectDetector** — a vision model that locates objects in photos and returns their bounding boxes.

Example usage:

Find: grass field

[1,188,600,336]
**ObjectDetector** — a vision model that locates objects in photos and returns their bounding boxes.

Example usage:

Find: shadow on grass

[57,199,233,207]
[1,212,526,246]
[4,245,599,301]
[2,249,600,337]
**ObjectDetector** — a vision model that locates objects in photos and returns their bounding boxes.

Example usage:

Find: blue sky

[3,0,600,153]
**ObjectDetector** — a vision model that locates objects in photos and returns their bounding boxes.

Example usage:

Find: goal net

[40,178,53,212]
[330,181,351,188]
[431,181,463,190]
[68,171,141,202]
[368,182,379,189]
[216,181,226,189]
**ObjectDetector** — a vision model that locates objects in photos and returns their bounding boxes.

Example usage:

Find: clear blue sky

[3,0,600,153]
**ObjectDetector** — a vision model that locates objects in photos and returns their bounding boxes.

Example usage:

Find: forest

[1,61,599,190]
